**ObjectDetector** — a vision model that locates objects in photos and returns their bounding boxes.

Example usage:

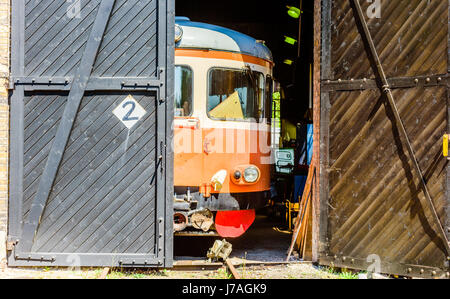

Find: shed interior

[174,0,316,262]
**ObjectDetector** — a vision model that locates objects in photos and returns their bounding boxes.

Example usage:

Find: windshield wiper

[243,65,256,88]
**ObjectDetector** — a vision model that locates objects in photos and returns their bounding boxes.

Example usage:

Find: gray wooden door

[8,0,174,267]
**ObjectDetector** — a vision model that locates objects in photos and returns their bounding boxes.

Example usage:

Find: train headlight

[175,24,183,43]
[243,166,259,183]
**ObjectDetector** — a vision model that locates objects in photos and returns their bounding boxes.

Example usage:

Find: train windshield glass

[174,65,193,117]
[208,68,263,121]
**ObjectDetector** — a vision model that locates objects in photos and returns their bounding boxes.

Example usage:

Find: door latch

[443,134,449,159]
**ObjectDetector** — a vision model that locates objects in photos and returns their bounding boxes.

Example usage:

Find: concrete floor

[174,214,295,262]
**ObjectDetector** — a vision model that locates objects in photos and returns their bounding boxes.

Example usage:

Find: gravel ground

[0,216,355,279]
[0,263,345,279]
[0,216,360,279]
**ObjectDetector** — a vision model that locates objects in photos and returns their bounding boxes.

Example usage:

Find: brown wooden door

[318,0,449,278]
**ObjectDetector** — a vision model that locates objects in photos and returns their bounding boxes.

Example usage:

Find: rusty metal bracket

[6,240,16,251]
[351,0,450,256]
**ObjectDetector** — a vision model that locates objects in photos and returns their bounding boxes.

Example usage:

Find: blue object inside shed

[293,175,307,203]
[298,123,313,166]
[307,124,313,165]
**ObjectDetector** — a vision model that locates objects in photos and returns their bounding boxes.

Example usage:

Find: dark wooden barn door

[319,0,449,278]
[8,0,174,267]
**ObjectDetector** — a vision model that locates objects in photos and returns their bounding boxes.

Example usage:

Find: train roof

[175,17,273,62]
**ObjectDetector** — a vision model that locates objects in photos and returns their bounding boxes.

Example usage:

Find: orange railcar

[173,17,274,237]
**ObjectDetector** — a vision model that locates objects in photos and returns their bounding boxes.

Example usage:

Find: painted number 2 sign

[113,95,147,129]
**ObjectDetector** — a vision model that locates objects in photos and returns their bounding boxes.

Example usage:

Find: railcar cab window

[174,65,193,117]
[207,68,264,121]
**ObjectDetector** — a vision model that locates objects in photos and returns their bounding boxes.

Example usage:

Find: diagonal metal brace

[18,0,116,253]
[351,0,450,256]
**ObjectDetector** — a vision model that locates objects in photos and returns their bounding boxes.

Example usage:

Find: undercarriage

[173,187,270,237]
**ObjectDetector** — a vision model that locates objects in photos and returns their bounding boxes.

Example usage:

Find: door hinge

[158,217,164,258]
[158,67,166,104]
[12,252,55,263]
[10,77,70,89]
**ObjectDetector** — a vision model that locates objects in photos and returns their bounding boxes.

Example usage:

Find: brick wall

[0,0,9,236]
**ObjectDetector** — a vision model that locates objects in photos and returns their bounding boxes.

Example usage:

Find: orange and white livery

[173,17,274,237]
